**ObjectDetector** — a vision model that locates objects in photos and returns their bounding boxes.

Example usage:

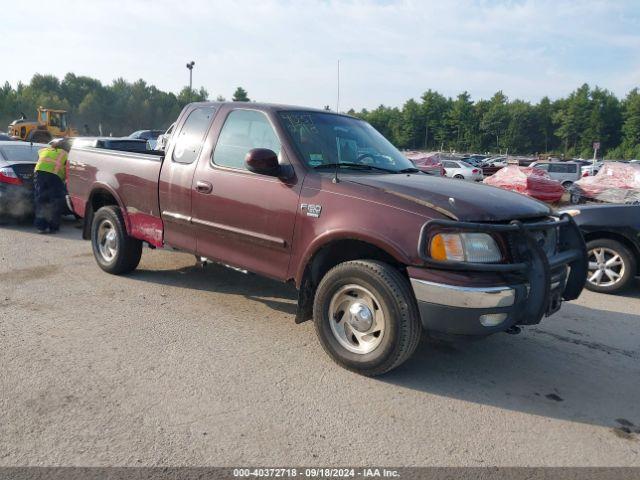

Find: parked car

[72,137,151,154]
[482,156,507,166]
[581,161,603,178]
[128,130,164,149]
[404,151,444,176]
[409,157,444,176]
[561,204,639,293]
[461,157,484,168]
[155,123,176,151]
[0,141,45,223]
[465,154,488,164]
[442,160,483,181]
[530,161,581,188]
[481,157,506,177]
[514,157,537,167]
[67,102,587,376]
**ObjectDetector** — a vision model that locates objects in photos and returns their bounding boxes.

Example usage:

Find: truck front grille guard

[417,214,588,324]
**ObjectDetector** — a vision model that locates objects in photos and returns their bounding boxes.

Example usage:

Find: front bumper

[411,214,587,337]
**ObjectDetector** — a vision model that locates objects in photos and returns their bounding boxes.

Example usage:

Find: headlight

[429,232,502,263]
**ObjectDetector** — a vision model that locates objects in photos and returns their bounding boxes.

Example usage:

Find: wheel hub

[328,284,385,355]
[97,219,118,262]
[106,230,116,249]
[587,247,625,287]
[348,302,373,332]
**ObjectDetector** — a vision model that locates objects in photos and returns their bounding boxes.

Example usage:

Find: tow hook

[504,325,521,335]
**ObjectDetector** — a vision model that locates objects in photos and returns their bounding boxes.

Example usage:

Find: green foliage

[480,91,509,150]
[0,73,210,137]
[622,88,640,150]
[355,83,634,157]
[232,87,250,102]
[2,73,638,158]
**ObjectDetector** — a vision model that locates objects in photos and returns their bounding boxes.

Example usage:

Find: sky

[3,0,640,110]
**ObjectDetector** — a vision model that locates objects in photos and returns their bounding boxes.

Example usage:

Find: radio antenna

[336,59,340,113]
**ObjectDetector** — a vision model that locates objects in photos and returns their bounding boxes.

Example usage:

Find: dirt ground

[1,219,639,466]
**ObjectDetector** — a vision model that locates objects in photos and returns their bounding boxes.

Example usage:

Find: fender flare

[294,228,412,287]
[83,183,131,238]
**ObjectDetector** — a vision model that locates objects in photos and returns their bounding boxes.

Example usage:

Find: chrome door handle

[195,180,213,194]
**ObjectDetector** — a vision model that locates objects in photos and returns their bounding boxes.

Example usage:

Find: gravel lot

[1,219,639,467]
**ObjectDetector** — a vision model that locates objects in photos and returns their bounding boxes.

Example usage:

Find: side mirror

[245,148,280,176]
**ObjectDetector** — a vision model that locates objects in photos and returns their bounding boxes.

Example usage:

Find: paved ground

[1,219,639,467]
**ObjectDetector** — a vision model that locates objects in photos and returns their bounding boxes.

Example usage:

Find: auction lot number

[234,469,399,478]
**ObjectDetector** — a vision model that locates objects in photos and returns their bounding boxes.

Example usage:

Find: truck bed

[67,146,165,246]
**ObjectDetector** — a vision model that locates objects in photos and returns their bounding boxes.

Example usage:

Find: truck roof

[188,101,354,118]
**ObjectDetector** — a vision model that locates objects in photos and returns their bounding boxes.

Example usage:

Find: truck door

[159,105,218,251]
[191,107,301,281]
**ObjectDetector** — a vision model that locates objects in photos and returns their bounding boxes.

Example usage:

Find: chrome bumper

[410,279,516,309]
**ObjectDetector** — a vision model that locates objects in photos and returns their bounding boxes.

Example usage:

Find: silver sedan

[442,160,484,181]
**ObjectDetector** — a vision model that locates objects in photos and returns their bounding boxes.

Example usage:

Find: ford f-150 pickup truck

[68,102,588,376]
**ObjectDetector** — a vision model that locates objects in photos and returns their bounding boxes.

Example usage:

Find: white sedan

[441,160,484,181]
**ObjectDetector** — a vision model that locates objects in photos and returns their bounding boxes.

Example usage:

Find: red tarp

[483,165,564,202]
[405,151,441,165]
[404,151,443,174]
[571,162,640,204]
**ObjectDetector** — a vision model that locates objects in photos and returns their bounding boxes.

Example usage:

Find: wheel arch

[82,184,129,240]
[294,235,409,324]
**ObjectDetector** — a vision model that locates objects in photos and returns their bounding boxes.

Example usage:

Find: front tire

[91,205,142,274]
[585,239,636,294]
[313,260,422,376]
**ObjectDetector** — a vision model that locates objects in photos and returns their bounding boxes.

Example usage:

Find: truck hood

[347,173,552,222]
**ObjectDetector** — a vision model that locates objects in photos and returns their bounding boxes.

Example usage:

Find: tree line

[1,74,639,159]
[0,74,249,137]
[348,84,640,159]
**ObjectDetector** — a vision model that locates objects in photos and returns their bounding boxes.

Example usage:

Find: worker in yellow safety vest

[34,138,70,234]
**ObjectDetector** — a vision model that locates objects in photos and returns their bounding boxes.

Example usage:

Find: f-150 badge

[301,203,322,218]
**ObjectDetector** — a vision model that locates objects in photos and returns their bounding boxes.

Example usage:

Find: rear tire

[454,174,464,180]
[91,205,142,274]
[313,260,422,376]
[562,181,573,190]
[585,238,636,294]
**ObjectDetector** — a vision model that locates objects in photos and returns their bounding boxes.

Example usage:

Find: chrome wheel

[97,219,118,262]
[587,247,625,288]
[328,284,385,355]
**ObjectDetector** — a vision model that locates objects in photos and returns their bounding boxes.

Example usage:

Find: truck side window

[213,110,281,170]
[172,107,216,164]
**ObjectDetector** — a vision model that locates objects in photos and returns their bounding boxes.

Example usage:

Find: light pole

[186,61,195,100]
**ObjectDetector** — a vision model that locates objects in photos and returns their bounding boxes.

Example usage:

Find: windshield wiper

[398,167,421,173]
[313,163,397,173]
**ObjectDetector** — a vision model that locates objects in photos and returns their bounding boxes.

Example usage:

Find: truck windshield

[278,111,416,173]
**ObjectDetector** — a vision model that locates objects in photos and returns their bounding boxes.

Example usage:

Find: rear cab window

[172,107,217,164]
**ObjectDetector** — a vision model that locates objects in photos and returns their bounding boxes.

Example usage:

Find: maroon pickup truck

[68,102,587,376]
